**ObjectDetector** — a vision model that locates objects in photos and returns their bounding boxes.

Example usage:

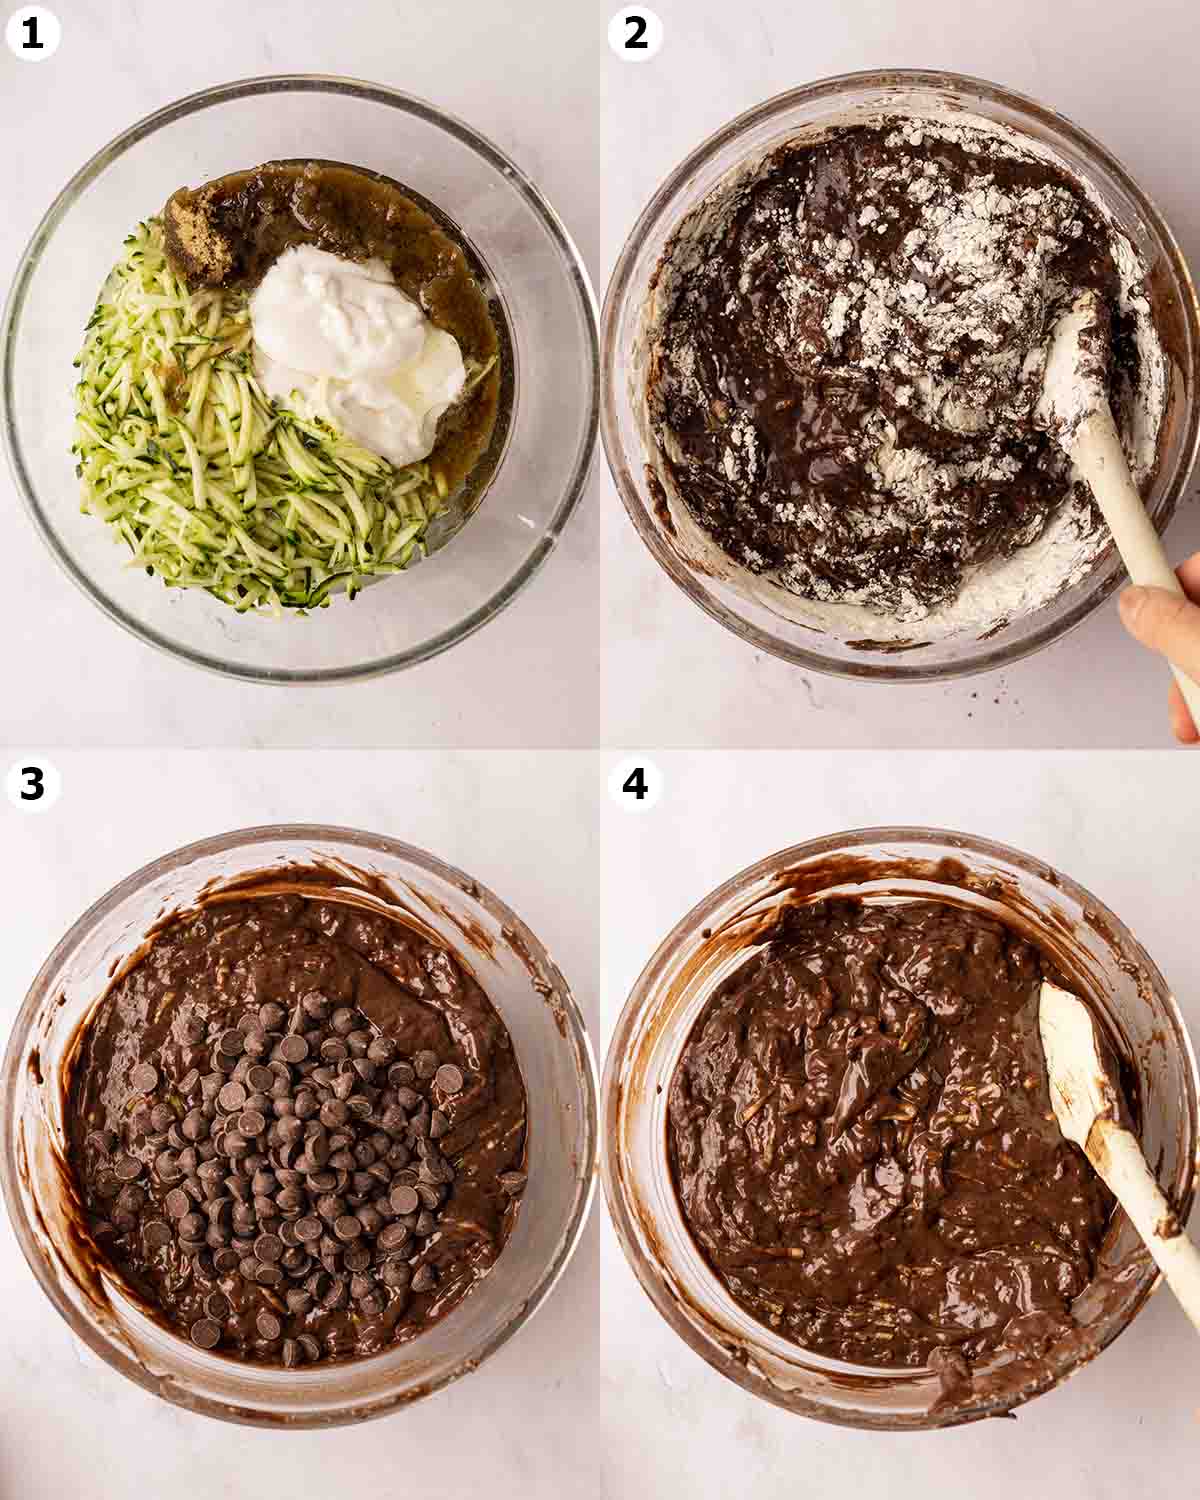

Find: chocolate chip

[255,1232,283,1264]
[246,1065,275,1093]
[333,1214,362,1241]
[143,1220,172,1250]
[218,1029,245,1058]
[279,1036,309,1064]
[179,1211,206,1240]
[130,1062,159,1093]
[381,1259,411,1288]
[390,1185,419,1215]
[217,1081,247,1113]
[434,1064,464,1095]
[256,1311,282,1341]
[205,1290,231,1320]
[378,1222,411,1251]
[238,1109,267,1137]
[163,1187,190,1219]
[295,1216,323,1242]
[191,1318,221,1349]
[113,1154,143,1182]
[410,1263,437,1293]
[413,1051,440,1081]
[498,1171,528,1195]
[155,1150,183,1184]
[366,1037,396,1065]
[282,1338,302,1368]
[297,1334,322,1361]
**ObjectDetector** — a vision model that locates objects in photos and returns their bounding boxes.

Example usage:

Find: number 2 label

[608,7,663,62]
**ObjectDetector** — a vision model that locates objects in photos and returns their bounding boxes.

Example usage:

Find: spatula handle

[1074,407,1200,729]
[1090,1121,1200,1336]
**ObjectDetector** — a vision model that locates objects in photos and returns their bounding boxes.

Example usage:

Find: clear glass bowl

[0,825,597,1426]
[601,827,1199,1429]
[601,70,1200,681]
[2,76,598,682]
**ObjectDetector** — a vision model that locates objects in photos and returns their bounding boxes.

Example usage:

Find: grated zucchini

[72,219,457,615]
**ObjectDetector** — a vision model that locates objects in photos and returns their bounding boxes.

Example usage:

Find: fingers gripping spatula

[1037,292,1200,726]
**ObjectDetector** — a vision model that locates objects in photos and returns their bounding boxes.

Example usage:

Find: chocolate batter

[647,118,1155,619]
[65,890,527,1366]
[667,898,1115,1369]
[164,160,503,498]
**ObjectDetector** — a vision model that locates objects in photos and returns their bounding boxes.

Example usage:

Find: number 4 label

[608,756,663,811]
[608,7,663,61]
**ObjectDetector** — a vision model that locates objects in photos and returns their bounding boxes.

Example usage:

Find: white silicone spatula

[1039,979,1200,1334]
[1038,292,1200,727]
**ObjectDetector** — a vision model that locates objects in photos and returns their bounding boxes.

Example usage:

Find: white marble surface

[0,0,599,748]
[601,0,1200,747]
[0,750,598,1499]
[601,751,1200,1498]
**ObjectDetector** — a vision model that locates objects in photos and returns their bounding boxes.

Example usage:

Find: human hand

[1118,554,1200,744]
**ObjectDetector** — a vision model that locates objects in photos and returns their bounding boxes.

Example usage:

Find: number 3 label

[608,7,663,61]
[6,7,61,59]
[5,758,62,812]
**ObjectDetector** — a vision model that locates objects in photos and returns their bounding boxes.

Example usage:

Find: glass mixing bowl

[2,76,598,682]
[601,70,1200,681]
[601,827,1199,1429]
[1,825,597,1426]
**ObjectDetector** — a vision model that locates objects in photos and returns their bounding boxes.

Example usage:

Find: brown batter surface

[667,898,1115,1369]
[66,891,526,1366]
[164,160,502,497]
[647,120,1151,618]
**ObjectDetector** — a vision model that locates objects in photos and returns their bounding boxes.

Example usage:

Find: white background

[602,751,1200,1498]
[0,750,598,1500]
[601,0,1200,748]
[0,0,600,748]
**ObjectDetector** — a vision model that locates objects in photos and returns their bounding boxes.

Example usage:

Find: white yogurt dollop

[249,244,466,467]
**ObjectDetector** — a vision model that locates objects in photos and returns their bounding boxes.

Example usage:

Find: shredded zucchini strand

[72,218,460,615]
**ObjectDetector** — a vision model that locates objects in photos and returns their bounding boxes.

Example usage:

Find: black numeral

[22,15,44,49]
[624,14,648,48]
[19,765,45,801]
[622,766,649,800]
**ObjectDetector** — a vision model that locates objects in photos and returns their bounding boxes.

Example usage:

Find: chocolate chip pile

[84,992,527,1365]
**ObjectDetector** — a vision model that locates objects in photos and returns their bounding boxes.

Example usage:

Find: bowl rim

[600,67,1200,683]
[0,821,600,1427]
[600,823,1200,1429]
[1,73,600,685]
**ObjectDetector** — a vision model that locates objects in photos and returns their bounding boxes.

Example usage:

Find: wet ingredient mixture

[646,117,1165,626]
[164,160,502,496]
[667,898,1115,1369]
[66,890,527,1366]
